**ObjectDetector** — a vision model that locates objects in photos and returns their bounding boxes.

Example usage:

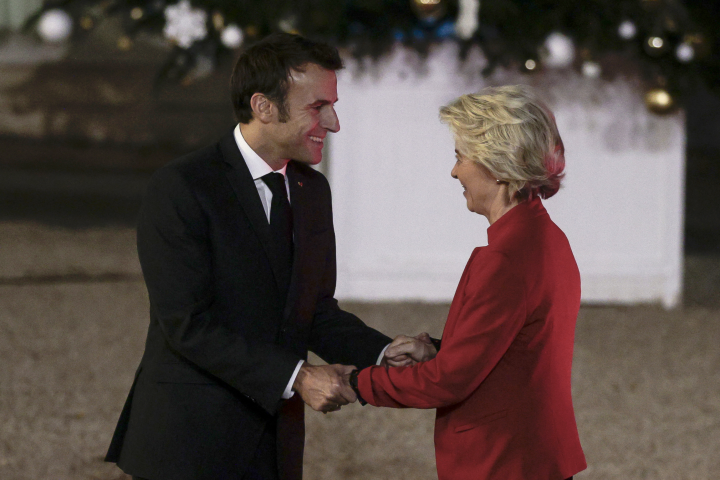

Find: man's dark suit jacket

[105,130,391,480]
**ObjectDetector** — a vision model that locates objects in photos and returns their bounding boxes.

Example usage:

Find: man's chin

[293,155,323,166]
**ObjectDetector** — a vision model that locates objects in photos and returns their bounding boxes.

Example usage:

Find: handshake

[293,333,438,413]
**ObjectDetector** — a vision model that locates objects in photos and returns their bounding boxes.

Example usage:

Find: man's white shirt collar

[233,124,287,178]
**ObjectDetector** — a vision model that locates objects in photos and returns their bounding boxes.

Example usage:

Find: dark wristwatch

[348,369,367,406]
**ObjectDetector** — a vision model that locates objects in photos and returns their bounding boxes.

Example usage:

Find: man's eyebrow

[311,99,338,106]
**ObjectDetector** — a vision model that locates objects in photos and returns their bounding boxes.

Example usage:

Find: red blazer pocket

[454,409,508,433]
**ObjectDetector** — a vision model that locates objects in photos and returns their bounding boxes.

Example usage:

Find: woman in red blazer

[351,85,586,480]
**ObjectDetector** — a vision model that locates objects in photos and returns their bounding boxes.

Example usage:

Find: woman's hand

[382,332,438,367]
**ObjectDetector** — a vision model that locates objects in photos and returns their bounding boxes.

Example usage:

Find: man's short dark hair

[231,33,344,124]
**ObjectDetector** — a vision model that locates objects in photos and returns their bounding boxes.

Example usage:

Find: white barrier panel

[329,44,685,308]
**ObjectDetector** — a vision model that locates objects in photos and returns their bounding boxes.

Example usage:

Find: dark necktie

[261,172,293,296]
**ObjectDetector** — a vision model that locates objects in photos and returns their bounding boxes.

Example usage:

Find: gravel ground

[1,222,719,480]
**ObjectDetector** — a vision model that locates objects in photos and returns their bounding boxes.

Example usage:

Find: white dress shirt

[233,125,388,401]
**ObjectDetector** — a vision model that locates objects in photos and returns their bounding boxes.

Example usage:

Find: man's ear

[249,93,276,124]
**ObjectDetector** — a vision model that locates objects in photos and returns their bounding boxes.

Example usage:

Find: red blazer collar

[487,197,548,244]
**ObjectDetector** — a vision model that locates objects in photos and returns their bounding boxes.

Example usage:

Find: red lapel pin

[298,182,303,187]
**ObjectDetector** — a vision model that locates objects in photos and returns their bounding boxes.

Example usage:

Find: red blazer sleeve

[358,251,526,409]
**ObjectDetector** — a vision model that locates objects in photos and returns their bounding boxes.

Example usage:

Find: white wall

[329,44,685,308]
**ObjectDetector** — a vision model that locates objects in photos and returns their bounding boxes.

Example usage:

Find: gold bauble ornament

[79,16,94,30]
[130,7,143,21]
[645,88,674,114]
[212,12,225,31]
[117,36,133,51]
[644,36,668,57]
[411,0,447,22]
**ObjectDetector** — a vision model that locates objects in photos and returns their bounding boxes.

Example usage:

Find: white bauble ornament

[164,0,208,49]
[618,20,637,40]
[543,32,575,68]
[582,61,601,79]
[278,17,297,33]
[221,24,244,49]
[37,9,73,43]
[676,43,694,63]
[455,0,480,40]
[524,59,538,72]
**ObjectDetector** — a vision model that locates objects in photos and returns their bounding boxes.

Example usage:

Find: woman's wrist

[348,369,367,406]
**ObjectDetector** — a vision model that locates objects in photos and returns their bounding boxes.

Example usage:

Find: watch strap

[349,369,367,406]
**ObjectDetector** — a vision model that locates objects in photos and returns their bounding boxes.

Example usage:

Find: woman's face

[450,147,501,217]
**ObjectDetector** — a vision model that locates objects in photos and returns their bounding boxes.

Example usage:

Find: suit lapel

[219,132,288,296]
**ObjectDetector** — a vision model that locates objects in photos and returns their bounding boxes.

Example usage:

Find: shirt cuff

[284,345,388,400]
[282,359,305,399]
[376,344,390,365]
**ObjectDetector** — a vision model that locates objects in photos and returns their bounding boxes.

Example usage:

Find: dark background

[1,32,719,254]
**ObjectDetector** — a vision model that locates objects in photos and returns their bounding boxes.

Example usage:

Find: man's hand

[292,362,357,413]
[383,332,438,367]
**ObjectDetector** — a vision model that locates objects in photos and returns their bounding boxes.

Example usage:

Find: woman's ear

[249,93,276,124]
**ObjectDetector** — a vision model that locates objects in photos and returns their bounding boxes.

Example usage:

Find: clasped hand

[294,333,436,413]
[293,362,356,413]
[382,332,437,367]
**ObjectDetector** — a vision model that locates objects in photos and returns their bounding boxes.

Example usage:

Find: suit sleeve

[137,166,300,415]
[307,177,392,369]
[357,251,526,409]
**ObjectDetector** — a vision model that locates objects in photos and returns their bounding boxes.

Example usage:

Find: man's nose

[322,107,340,133]
[451,164,458,179]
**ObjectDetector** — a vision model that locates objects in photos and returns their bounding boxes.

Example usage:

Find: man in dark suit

[105,33,417,480]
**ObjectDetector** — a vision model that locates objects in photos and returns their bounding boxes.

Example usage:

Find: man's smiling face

[271,63,340,165]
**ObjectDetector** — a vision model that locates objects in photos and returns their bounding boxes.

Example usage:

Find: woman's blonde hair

[439,85,565,201]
